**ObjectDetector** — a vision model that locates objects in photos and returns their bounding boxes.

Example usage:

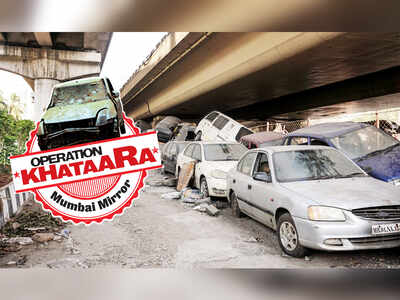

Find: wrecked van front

[37,77,125,150]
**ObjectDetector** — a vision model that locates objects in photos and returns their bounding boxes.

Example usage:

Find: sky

[0,32,166,118]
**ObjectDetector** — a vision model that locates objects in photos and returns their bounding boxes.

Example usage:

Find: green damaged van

[37,77,126,150]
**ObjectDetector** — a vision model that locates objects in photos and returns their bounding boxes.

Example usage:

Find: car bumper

[294,215,400,251]
[207,177,228,198]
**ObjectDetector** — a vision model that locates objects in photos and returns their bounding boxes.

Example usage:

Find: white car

[194,111,253,142]
[176,142,247,197]
[227,145,400,257]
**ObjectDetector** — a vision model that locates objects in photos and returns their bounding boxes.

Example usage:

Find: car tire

[200,177,209,198]
[195,131,202,141]
[230,191,242,218]
[277,213,307,258]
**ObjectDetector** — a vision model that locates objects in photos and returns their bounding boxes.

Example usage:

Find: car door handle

[232,179,236,184]
[248,184,252,190]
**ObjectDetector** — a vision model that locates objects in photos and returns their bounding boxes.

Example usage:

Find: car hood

[355,144,400,182]
[201,160,238,173]
[280,177,400,210]
[42,99,115,124]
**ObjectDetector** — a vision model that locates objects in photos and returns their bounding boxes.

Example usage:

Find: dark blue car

[283,122,400,185]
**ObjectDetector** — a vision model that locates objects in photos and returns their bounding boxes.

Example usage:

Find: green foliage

[0,90,34,174]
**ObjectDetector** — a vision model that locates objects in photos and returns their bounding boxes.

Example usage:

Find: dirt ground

[1,169,400,269]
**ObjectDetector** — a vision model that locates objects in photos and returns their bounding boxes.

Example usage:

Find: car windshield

[273,149,366,182]
[260,138,284,147]
[329,126,399,160]
[50,81,108,107]
[204,144,247,161]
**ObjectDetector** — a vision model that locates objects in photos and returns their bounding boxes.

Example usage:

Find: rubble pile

[0,199,65,257]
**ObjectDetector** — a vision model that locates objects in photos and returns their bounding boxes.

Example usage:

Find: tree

[7,93,25,120]
[0,89,34,174]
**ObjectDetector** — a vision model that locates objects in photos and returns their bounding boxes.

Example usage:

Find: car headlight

[211,169,227,179]
[389,179,400,186]
[37,120,45,136]
[96,109,115,126]
[308,206,346,222]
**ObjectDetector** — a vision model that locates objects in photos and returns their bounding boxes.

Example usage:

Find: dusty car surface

[161,141,190,174]
[240,131,284,149]
[227,145,400,257]
[171,123,196,141]
[155,116,181,143]
[283,122,400,185]
[37,77,125,150]
[194,111,253,142]
[176,141,247,198]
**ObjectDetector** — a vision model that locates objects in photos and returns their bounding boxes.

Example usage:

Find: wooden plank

[176,161,195,192]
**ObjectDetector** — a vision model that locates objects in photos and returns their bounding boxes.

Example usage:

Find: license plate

[372,223,400,235]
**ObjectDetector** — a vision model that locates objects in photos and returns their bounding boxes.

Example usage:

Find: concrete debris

[305,256,311,261]
[146,177,177,187]
[214,201,229,209]
[176,162,195,191]
[195,197,212,205]
[161,191,181,200]
[12,222,21,230]
[25,227,47,232]
[6,261,17,266]
[6,237,34,246]
[205,205,220,217]
[53,235,63,242]
[181,188,204,203]
[193,203,209,212]
[32,233,54,243]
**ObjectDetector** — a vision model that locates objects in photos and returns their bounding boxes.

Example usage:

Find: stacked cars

[158,111,400,257]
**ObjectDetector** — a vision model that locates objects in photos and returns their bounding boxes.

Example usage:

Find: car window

[192,145,202,160]
[205,112,219,122]
[235,127,253,142]
[310,138,329,146]
[50,81,108,107]
[238,152,257,176]
[183,144,195,157]
[213,116,229,130]
[260,138,284,147]
[163,143,171,156]
[254,153,271,176]
[290,137,308,145]
[170,144,178,156]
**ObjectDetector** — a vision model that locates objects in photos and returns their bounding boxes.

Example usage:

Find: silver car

[226,145,400,257]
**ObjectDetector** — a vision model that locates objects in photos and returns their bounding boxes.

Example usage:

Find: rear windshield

[235,127,253,142]
[50,81,108,107]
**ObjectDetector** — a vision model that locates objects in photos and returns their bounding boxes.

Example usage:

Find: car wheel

[200,177,209,198]
[230,191,242,218]
[195,131,202,141]
[277,213,307,258]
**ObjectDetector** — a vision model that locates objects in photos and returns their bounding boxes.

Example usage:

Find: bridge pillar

[0,45,102,121]
[33,78,60,121]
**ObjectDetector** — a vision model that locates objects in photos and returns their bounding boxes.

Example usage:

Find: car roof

[240,131,284,143]
[286,122,368,139]
[257,145,336,153]
[55,76,105,88]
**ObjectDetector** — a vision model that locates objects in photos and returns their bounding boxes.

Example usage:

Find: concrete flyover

[121,32,400,121]
[0,32,112,121]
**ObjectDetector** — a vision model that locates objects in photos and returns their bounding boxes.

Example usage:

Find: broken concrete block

[181,189,203,203]
[161,192,181,200]
[12,222,21,230]
[195,197,211,205]
[32,233,54,243]
[193,203,209,212]
[205,205,220,217]
[6,237,34,246]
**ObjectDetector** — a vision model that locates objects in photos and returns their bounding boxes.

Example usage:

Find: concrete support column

[33,79,60,122]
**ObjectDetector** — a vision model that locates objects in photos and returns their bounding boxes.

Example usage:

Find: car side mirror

[253,172,272,183]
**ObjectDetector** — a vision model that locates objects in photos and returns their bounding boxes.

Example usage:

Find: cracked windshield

[50,81,107,107]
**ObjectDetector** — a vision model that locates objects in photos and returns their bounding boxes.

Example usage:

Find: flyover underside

[123,32,400,121]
